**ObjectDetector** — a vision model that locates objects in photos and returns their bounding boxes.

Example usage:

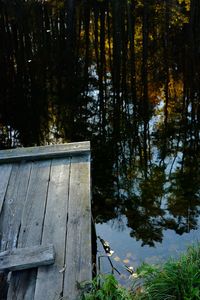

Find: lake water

[0,0,200,281]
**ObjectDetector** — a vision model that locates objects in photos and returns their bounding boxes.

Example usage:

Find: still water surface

[0,0,200,280]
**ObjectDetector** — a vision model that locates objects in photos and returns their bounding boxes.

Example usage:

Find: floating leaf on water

[126,252,133,258]
[114,256,121,262]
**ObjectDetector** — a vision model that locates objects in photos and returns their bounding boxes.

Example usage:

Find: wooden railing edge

[0,141,90,163]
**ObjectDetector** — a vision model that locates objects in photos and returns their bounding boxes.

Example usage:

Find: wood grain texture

[63,154,92,300]
[7,160,51,300]
[0,164,12,215]
[0,244,55,271]
[0,142,90,163]
[0,143,92,300]
[34,158,71,300]
[0,162,32,252]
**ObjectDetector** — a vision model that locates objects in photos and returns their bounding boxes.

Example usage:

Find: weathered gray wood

[0,164,12,215]
[0,141,90,163]
[63,154,92,300]
[0,244,55,271]
[0,162,32,252]
[34,158,71,300]
[0,142,92,300]
[7,160,51,300]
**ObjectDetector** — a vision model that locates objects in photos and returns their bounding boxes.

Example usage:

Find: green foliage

[82,274,133,300]
[136,262,159,278]
[81,244,200,300]
[134,244,200,300]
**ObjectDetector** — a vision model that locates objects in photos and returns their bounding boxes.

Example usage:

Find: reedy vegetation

[82,244,200,300]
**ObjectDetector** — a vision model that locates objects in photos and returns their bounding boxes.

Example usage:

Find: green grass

[135,244,200,300]
[81,243,200,300]
[81,274,133,300]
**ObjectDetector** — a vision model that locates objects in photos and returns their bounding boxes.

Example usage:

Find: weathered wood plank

[0,244,55,271]
[0,142,92,300]
[63,154,92,300]
[0,141,90,163]
[0,162,32,252]
[0,164,12,216]
[7,160,51,300]
[34,158,71,300]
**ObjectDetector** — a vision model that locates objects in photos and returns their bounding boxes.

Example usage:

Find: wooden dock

[0,142,92,300]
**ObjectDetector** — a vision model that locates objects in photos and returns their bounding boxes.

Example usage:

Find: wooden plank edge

[0,143,90,163]
[0,244,55,271]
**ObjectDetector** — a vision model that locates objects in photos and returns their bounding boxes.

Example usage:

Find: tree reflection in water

[0,0,200,253]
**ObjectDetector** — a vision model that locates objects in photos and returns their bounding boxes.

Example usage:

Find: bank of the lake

[83,243,200,300]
